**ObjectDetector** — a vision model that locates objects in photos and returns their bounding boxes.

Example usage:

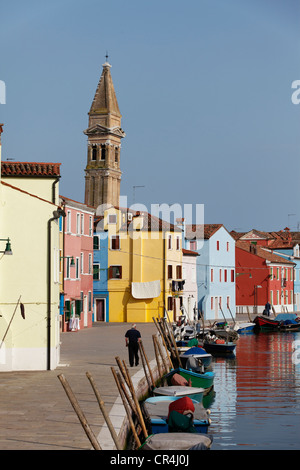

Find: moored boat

[139,432,213,450]
[274,313,300,331]
[234,322,255,334]
[202,339,236,355]
[152,385,205,403]
[143,396,210,435]
[180,346,212,369]
[164,367,214,393]
[253,315,282,330]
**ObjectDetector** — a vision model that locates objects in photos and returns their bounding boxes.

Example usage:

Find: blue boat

[180,346,212,369]
[274,313,300,331]
[143,396,211,434]
[152,385,205,403]
[234,322,255,334]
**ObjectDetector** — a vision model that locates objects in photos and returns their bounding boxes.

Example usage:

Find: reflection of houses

[184,224,236,321]
[59,196,94,331]
[95,206,183,322]
[0,125,63,370]
[236,241,295,314]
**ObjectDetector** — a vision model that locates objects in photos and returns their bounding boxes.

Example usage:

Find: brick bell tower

[84,60,125,209]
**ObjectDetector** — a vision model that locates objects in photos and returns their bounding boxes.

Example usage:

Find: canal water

[205,330,300,450]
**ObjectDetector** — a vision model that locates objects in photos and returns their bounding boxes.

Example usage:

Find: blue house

[184,224,236,321]
[93,224,109,322]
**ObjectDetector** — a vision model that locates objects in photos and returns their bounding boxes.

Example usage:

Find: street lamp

[0,238,13,255]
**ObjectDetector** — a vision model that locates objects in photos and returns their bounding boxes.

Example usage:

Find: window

[227,242,229,252]
[108,214,117,224]
[211,297,214,310]
[219,269,222,282]
[76,213,80,235]
[224,270,227,282]
[168,235,172,249]
[217,240,220,251]
[190,241,196,251]
[93,236,100,250]
[277,268,280,280]
[167,296,173,311]
[89,216,93,236]
[76,257,80,279]
[88,253,93,274]
[80,252,84,274]
[276,290,279,305]
[111,235,120,250]
[211,269,214,282]
[270,290,273,305]
[176,236,180,250]
[231,269,235,282]
[109,265,122,279]
[115,147,119,163]
[176,265,182,279]
[66,257,70,279]
[290,290,293,304]
[168,265,173,279]
[88,291,92,311]
[93,264,100,280]
[92,145,97,161]
[81,214,84,235]
[67,211,71,233]
[100,144,106,160]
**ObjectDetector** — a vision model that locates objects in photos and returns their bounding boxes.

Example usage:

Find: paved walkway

[0,322,157,450]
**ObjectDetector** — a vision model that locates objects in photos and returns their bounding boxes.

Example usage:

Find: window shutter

[65,300,71,320]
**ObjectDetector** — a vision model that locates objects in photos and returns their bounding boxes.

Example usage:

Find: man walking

[125,324,141,367]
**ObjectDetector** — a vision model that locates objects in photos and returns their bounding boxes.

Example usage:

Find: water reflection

[207,331,300,450]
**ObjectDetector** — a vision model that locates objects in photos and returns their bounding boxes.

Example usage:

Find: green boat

[164,368,214,393]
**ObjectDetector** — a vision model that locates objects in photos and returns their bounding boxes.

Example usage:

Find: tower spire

[83,62,125,209]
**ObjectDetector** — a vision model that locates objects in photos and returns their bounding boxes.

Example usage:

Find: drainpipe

[52,177,60,204]
[47,207,66,370]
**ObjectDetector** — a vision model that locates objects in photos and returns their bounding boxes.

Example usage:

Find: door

[215,297,218,320]
[84,295,88,327]
[96,299,105,322]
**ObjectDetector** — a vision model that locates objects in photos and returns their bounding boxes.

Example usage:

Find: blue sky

[1,0,299,232]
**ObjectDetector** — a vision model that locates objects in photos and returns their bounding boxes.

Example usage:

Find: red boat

[253,315,282,330]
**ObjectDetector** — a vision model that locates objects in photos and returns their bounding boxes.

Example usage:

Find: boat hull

[164,368,214,392]
[202,341,236,355]
[140,432,213,450]
[253,315,282,330]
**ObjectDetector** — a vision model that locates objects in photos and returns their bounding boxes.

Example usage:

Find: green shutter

[75,299,81,317]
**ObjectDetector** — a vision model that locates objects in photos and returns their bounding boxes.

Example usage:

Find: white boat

[153,385,204,403]
[234,322,255,334]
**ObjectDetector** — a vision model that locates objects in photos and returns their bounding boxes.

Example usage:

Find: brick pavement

[0,322,157,450]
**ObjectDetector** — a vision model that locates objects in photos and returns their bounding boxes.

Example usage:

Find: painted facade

[59,196,94,331]
[0,126,63,370]
[184,224,236,321]
[96,206,183,322]
[181,248,198,322]
[236,241,295,314]
[93,221,109,322]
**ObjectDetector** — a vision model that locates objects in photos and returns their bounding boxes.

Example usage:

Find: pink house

[60,196,94,332]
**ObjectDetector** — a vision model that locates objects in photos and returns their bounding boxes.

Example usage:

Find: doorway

[96,299,105,322]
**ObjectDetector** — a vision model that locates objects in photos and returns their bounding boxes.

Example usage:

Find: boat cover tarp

[274,313,298,324]
[131,280,161,299]
[143,397,208,421]
[140,432,213,450]
[183,347,209,356]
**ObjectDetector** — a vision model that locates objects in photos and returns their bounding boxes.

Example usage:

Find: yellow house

[96,206,183,322]
[0,124,64,370]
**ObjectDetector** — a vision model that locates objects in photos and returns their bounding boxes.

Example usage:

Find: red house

[236,241,295,315]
